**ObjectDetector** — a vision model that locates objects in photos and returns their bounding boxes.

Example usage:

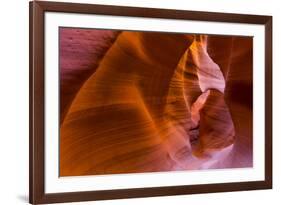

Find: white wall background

[0,0,279,204]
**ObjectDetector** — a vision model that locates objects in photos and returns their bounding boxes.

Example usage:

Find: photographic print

[59,28,253,177]
[30,1,272,203]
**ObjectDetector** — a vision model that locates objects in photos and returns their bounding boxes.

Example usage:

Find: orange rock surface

[59,28,253,176]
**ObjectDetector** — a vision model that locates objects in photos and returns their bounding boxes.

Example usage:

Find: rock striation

[59,28,253,176]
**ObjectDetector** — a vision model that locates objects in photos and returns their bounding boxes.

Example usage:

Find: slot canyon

[59,28,253,176]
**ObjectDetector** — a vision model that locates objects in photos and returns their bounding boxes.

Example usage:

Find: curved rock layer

[59,28,120,124]
[59,28,253,176]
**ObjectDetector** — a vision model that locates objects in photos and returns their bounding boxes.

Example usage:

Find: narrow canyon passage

[59,28,253,176]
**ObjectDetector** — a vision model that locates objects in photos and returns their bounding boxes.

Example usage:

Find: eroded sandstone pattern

[59,28,253,176]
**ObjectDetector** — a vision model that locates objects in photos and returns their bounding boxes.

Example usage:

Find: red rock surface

[59,28,119,123]
[59,28,253,176]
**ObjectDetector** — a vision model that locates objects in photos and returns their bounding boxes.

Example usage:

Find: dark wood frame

[29,1,272,204]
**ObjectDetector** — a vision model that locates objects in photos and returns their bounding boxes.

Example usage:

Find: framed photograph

[29,1,272,204]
